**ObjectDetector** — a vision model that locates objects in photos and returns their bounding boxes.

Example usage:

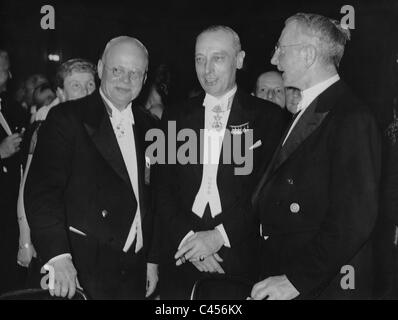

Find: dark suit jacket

[24,90,157,299]
[155,89,287,296]
[252,80,382,299]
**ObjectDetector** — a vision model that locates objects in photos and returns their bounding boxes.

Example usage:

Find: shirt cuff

[47,253,72,265]
[216,224,231,248]
[178,231,195,249]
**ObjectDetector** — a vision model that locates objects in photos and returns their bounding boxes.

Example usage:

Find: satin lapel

[272,99,329,173]
[132,107,146,218]
[83,93,132,189]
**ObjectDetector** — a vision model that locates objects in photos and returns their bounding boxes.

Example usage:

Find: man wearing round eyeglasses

[25,36,158,299]
[251,13,381,299]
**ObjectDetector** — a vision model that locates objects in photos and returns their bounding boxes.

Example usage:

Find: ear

[97,59,104,80]
[304,45,317,68]
[56,87,66,102]
[143,71,147,85]
[236,50,246,69]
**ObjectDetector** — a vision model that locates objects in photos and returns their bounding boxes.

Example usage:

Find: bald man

[254,71,285,108]
[25,36,158,299]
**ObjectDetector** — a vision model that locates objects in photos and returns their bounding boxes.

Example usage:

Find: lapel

[251,80,344,205]
[132,106,147,218]
[82,90,132,190]
[271,99,329,173]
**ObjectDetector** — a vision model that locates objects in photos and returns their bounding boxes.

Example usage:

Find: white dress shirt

[180,86,238,250]
[100,89,143,254]
[282,74,340,146]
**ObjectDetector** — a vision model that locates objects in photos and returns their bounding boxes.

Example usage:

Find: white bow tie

[111,107,135,126]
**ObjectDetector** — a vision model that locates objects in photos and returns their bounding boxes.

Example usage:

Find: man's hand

[17,243,37,268]
[191,253,225,274]
[0,133,23,159]
[146,263,159,298]
[175,230,224,265]
[49,256,79,299]
[250,275,300,300]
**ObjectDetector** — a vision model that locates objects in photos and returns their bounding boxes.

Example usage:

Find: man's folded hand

[48,256,80,299]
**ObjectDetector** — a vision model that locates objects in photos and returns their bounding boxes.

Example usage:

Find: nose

[267,89,275,101]
[204,60,214,74]
[271,50,278,66]
[120,72,131,84]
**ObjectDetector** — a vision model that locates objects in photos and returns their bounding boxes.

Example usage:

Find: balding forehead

[102,36,148,62]
[259,72,283,83]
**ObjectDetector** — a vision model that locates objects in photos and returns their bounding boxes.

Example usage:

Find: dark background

[0,0,397,127]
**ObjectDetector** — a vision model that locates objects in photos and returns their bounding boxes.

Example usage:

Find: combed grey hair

[197,25,242,54]
[286,13,351,68]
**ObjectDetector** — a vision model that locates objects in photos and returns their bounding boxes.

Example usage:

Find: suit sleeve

[24,108,74,263]
[284,110,382,297]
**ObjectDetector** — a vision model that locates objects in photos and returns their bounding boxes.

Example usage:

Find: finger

[251,280,268,298]
[175,241,195,260]
[76,277,83,290]
[213,253,223,262]
[207,257,225,274]
[12,137,22,144]
[8,133,20,139]
[201,259,217,273]
[183,246,201,261]
[54,280,61,297]
[253,287,272,300]
[67,277,76,299]
[196,260,209,272]
[191,261,204,272]
[60,278,69,298]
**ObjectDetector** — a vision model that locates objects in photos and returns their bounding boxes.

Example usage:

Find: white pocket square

[249,140,262,150]
[69,226,87,237]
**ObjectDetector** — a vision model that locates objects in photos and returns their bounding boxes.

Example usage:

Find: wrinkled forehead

[195,30,236,55]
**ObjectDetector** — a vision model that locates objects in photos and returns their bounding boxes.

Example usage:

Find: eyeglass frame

[103,64,146,82]
[272,42,307,57]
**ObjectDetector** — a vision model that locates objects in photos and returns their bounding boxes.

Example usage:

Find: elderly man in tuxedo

[155,25,287,299]
[25,36,158,299]
[250,13,382,300]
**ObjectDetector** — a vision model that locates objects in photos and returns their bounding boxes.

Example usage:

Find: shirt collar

[203,85,237,111]
[100,88,134,124]
[298,74,340,112]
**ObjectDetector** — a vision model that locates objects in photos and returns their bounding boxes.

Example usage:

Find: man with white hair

[251,13,381,299]
[25,36,158,299]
